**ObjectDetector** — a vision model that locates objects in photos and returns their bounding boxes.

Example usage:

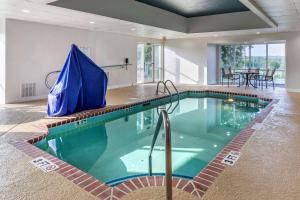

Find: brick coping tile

[8,89,277,200]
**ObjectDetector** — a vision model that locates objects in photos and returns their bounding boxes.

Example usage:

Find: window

[236,45,250,69]
[220,45,250,69]
[268,43,285,69]
[219,42,286,85]
[268,43,286,84]
[250,44,266,69]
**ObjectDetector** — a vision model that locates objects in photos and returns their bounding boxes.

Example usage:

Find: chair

[248,68,260,88]
[221,68,240,87]
[260,68,276,89]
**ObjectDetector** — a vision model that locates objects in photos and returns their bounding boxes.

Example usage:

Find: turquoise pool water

[36,96,267,185]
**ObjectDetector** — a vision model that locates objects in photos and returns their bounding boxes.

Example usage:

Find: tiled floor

[1,84,300,200]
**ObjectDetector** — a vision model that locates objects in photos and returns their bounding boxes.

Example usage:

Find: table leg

[245,74,249,88]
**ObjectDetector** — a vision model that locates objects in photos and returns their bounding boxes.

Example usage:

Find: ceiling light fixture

[256,32,261,35]
[131,28,136,31]
[213,34,218,37]
[89,21,95,24]
[22,9,30,13]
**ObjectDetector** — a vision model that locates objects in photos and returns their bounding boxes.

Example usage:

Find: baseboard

[6,94,48,104]
[108,83,136,90]
[287,88,300,93]
[5,84,137,103]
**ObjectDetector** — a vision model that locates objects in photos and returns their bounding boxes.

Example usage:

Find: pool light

[225,97,235,103]
[213,144,218,148]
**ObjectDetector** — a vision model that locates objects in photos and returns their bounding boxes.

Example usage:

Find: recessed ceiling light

[131,28,136,31]
[256,32,261,35]
[22,9,30,13]
[213,34,219,37]
[89,21,95,24]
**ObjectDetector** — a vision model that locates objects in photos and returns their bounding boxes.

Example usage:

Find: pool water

[36,97,266,185]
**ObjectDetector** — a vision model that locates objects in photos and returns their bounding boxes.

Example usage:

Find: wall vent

[21,83,36,98]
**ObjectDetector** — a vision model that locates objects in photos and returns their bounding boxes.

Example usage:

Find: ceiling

[254,0,300,31]
[0,0,300,39]
[136,0,249,18]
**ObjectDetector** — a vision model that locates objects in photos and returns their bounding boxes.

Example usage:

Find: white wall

[95,32,137,88]
[5,19,139,103]
[164,39,207,84]
[0,18,5,103]
[165,32,300,91]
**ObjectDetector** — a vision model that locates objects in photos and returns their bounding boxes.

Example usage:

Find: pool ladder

[148,110,172,200]
[155,80,180,114]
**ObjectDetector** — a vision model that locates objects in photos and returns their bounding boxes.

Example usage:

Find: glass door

[144,44,154,83]
[153,44,163,82]
[137,43,162,83]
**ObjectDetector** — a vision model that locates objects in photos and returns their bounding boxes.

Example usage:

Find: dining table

[238,72,260,88]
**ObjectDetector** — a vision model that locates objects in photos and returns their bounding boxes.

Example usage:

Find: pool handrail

[156,81,171,96]
[164,80,180,114]
[164,80,179,100]
[155,80,180,115]
[148,110,172,200]
[156,81,174,112]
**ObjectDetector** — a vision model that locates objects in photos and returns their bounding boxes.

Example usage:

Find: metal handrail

[164,80,179,98]
[156,81,171,95]
[156,81,173,111]
[148,110,172,200]
[155,80,180,115]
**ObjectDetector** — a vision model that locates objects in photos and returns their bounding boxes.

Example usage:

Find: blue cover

[47,44,108,117]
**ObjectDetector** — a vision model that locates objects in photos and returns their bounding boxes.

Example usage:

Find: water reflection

[37,124,108,172]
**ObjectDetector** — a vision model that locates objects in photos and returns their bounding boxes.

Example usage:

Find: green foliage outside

[220,45,285,70]
[220,44,286,82]
[221,45,250,69]
[270,61,280,69]
[144,45,153,63]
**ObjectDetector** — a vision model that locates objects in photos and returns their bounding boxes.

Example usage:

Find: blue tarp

[47,44,108,117]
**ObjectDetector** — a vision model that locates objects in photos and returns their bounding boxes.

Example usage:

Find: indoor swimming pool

[35,93,269,186]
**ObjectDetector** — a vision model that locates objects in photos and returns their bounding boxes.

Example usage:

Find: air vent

[21,83,36,97]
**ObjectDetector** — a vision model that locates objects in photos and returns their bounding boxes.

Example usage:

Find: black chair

[259,69,276,89]
[248,68,260,88]
[221,68,240,87]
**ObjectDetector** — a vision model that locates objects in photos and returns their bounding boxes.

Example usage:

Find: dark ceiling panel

[136,0,249,17]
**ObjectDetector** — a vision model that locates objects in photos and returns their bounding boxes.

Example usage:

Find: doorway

[137,43,163,83]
